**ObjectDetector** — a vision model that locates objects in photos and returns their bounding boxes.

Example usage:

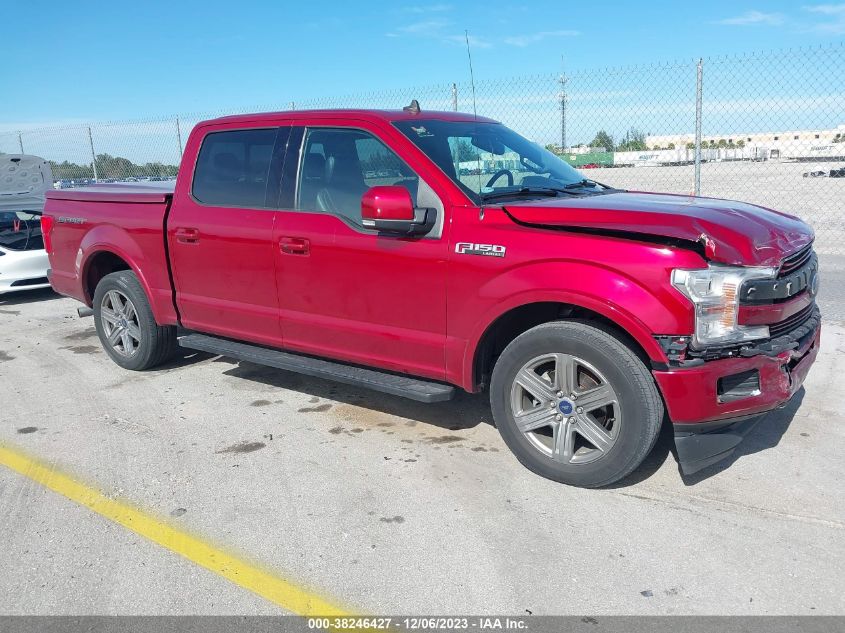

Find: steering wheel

[485,169,514,188]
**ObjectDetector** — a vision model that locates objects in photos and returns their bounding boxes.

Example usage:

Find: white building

[645,124,845,160]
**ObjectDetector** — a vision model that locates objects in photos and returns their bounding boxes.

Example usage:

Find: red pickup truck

[42,105,821,487]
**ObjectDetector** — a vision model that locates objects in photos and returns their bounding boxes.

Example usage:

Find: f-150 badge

[455,243,506,257]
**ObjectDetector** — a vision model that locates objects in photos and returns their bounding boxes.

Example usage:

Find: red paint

[361,186,415,221]
[43,108,819,426]
[738,291,813,325]
[654,325,820,423]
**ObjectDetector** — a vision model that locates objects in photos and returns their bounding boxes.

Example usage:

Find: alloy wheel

[509,353,621,465]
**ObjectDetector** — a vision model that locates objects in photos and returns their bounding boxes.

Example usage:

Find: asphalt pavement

[0,286,843,615]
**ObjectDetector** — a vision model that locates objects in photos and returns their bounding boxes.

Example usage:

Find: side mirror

[361,186,435,236]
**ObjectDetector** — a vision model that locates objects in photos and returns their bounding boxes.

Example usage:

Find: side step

[179,333,456,403]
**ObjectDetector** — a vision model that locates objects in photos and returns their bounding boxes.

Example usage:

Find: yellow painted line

[0,443,350,616]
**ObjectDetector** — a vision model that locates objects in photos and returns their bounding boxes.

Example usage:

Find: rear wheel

[490,321,663,488]
[93,270,176,370]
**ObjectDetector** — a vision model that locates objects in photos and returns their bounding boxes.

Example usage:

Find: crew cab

[42,105,821,487]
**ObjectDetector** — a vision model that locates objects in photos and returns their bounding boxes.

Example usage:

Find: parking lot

[0,276,843,615]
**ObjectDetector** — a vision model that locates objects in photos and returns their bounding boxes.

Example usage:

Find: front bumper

[654,318,820,474]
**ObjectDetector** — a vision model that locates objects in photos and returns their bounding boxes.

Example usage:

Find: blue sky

[1,0,844,130]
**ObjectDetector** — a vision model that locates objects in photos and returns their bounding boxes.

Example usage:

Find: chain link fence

[1,44,843,254]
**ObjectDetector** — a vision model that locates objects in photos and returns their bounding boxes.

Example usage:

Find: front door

[168,124,287,347]
[273,123,449,380]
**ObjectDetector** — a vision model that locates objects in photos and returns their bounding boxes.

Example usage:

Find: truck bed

[44,182,178,325]
[47,182,174,203]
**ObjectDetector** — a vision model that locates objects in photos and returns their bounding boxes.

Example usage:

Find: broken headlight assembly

[671,264,778,349]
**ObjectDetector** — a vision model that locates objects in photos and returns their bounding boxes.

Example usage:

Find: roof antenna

[403,99,420,114]
[464,30,478,119]
[465,29,483,203]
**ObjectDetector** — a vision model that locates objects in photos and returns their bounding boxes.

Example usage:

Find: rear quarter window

[192,129,277,207]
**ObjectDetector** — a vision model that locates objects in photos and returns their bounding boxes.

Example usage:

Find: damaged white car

[0,155,53,295]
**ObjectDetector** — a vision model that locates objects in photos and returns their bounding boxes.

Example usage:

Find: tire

[92,270,177,371]
[490,321,663,488]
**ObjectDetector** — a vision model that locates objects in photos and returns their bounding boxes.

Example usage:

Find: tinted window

[296,128,419,225]
[193,129,277,207]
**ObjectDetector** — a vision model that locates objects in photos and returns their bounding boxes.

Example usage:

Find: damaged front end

[654,244,821,475]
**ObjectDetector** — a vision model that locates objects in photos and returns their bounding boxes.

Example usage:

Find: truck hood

[0,155,53,213]
[503,191,814,266]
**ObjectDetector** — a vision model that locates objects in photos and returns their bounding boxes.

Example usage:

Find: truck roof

[202,109,499,127]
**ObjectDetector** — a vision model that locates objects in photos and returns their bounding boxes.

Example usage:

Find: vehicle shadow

[0,288,60,306]
[678,388,804,485]
[150,348,216,371]
[604,416,676,488]
[220,359,493,432]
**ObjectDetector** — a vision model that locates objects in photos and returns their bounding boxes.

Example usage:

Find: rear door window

[192,129,277,207]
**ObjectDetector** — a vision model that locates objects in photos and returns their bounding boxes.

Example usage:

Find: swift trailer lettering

[43,103,821,488]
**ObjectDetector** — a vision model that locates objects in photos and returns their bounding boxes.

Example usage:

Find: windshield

[394,119,598,203]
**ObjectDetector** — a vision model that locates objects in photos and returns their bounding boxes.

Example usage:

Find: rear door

[271,120,450,380]
[168,122,288,347]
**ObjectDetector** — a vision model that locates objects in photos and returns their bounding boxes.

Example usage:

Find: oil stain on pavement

[216,441,266,454]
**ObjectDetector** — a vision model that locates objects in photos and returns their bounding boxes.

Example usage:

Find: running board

[179,333,455,403]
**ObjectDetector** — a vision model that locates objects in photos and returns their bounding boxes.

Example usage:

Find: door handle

[279,236,310,255]
[174,228,200,244]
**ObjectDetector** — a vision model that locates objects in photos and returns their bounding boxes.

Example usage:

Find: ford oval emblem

[558,400,574,415]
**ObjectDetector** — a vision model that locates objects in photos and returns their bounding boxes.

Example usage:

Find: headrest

[303,153,326,179]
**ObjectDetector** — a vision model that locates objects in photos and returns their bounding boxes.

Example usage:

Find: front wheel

[490,321,664,488]
[93,270,177,371]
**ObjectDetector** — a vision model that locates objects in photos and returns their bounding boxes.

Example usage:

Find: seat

[316,154,368,223]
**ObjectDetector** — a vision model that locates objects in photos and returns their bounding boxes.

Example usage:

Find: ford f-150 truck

[42,105,821,487]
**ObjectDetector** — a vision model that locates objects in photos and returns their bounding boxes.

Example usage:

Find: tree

[616,128,647,152]
[454,138,480,162]
[737,140,746,148]
[589,130,614,152]
[686,142,695,150]
[667,142,676,150]
[717,139,727,148]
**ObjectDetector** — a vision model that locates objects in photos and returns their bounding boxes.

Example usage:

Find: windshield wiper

[563,178,600,190]
[480,187,573,202]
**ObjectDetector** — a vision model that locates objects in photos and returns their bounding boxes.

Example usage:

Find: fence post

[451,83,458,111]
[694,58,703,196]
[176,116,184,159]
[559,74,567,151]
[17,132,24,154]
[87,126,99,181]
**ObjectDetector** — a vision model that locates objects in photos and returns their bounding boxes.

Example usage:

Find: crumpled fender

[459,260,693,390]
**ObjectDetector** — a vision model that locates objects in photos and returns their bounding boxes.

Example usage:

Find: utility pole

[17,132,24,154]
[87,126,99,181]
[288,101,295,110]
[559,74,567,152]
[694,58,703,196]
[451,83,458,111]
[176,116,184,159]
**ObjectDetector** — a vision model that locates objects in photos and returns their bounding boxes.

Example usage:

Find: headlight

[672,264,777,348]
